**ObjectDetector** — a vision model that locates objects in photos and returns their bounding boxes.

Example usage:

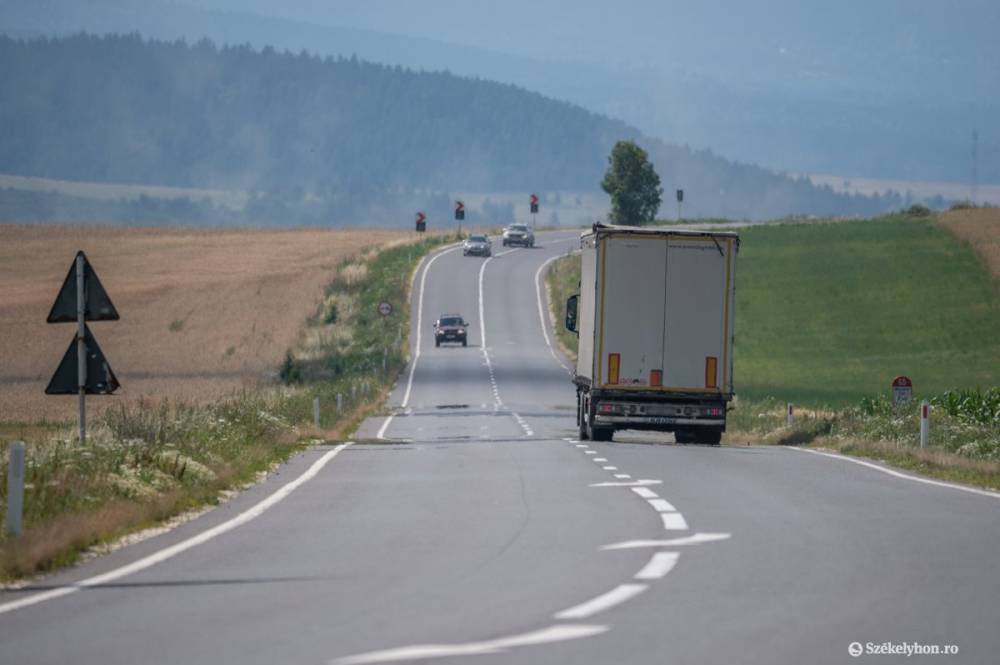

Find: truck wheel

[435,339,440,347]
[462,339,467,347]
[578,393,590,440]
[592,427,613,442]
[696,429,722,446]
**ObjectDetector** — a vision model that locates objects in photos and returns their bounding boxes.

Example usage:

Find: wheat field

[0,224,407,422]
[938,207,1000,280]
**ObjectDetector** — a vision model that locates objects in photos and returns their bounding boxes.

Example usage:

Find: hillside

[0,33,894,223]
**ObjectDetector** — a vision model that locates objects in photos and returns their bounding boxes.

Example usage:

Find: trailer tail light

[608,353,620,385]
[599,403,614,414]
[707,407,722,417]
[650,369,662,387]
[705,356,718,388]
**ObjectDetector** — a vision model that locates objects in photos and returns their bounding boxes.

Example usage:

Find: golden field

[0,224,406,422]
[938,207,1000,280]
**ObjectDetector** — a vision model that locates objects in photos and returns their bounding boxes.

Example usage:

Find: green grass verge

[544,248,581,363]
[0,233,456,581]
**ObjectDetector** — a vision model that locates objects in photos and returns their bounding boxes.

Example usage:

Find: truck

[565,223,739,444]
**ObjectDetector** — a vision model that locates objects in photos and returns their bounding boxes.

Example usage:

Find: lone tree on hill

[601,141,663,225]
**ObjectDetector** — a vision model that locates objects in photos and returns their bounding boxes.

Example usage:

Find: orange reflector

[650,369,663,387]
[705,356,718,388]
[607,353,621,385]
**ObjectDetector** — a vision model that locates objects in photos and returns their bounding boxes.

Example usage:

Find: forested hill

[0,33,891,220]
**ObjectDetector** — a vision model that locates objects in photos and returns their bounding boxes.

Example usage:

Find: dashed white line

[0,443,354,616]
[585,451,598,455]
[330,624,609,665]
[614,474,631,479]
[647,498,677,513]
[660,513,689,530]
[575,444,589,449]
[602,466,617,471]
[593,458,608,462]
[634,552,680,580]
[631,487,659,499]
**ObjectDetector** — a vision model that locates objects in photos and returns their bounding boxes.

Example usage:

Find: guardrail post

[313,397,321,428]
[6,441,25,537]
[786,403,794,427]
[920,400,929,448]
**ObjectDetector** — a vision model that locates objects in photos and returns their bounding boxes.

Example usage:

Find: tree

[601,141,663,225]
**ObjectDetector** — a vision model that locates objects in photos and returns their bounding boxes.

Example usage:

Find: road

[2,231,999,664]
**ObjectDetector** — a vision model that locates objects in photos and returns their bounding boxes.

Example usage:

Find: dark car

[434,314,469,347]
[462,234,492,256]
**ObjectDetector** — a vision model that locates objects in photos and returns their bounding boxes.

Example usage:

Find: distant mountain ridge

[0,33,898,221]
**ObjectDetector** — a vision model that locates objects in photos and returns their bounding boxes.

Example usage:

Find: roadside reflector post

[351,384,356,400]
[313,397,321,428]
[786,403,794,427]
[76,253,86,444]
[337,393,343,413]
[5,441,25,537]
[920,400,929,448]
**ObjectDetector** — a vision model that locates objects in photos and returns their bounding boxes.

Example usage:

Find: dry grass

[937,207,1000,280]
[0,224,407,422]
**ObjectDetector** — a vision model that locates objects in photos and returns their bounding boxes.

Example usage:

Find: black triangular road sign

[45,325,121,395]
[47,251,120,323]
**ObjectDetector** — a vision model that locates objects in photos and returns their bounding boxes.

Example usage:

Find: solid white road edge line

[330,624,609,665]
[553,583,649,620]
[790,446,1000,500]
[533,253,574,374]
[0,443,354,616]
[634,551,680,580]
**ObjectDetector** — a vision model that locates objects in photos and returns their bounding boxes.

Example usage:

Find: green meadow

[735,216,1000,406]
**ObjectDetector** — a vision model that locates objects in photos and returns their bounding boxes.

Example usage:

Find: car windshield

[509,225,528,232]
[468,235,487,242]
[439,317,463,327]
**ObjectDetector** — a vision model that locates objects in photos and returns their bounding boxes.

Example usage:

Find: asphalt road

[2,231,999,665]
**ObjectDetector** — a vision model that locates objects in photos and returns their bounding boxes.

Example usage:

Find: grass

[544,247,581,363]
[736,215,1000,406]
[0,233,456,581]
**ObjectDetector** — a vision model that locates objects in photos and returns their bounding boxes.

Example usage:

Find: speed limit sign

[377,302,392,317]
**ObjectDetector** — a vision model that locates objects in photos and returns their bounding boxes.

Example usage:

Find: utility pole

[971,129,979,205]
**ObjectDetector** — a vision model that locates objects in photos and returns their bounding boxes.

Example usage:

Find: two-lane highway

[2,231,999,665]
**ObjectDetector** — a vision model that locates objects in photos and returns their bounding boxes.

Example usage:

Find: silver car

[502,223,534,247]
[463,234,492,256]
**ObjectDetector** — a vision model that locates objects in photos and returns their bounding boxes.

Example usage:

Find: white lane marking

[512,412,534,437]
[590,479,661,487]
[660,513,689,530]
[647,498,677,512]
[634,552,680,580]
[375,414,393,440]
[614,474,631,479]
[602,466,617,471]
[593,458,608,462]
[0,443,354,616]
[402,246,462,410]
[330,624,608,665]
[585,450,598,455]
[553,583,648,620]
[790,447,1000,500]
[602,533,732,550]
[575,444,589,448]
[631,487,659,499]
[534,253,574,375]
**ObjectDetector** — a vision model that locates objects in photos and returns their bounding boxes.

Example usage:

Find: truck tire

[591,427,613,442]
[696,429,722,446]
[462,339,467,347]
[578,392,590,440]
[435,339,440,347]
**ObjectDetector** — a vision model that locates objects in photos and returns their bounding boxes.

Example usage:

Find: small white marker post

[920,400,929,448]
[313,397,321,429]
[5,441,25,537]
[786,403,794,427]
[336,393,343,413]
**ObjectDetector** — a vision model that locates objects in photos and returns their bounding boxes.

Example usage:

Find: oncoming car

[433,314,469,347]
[502,223,534,247]
[463,234,492,256]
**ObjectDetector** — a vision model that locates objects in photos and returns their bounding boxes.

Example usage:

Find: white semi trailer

[565,224,739,444]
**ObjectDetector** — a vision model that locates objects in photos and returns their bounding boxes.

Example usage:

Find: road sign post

[920,400,930,448]
[415,211,426,234]
[454,201,465,235]
[5,441,25,537]
[46,251,121,444]
[676,189,684,222]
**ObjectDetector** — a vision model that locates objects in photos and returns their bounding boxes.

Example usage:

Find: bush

[279,350,302,384]
[904,203,931,217]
